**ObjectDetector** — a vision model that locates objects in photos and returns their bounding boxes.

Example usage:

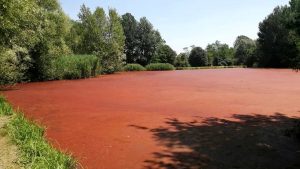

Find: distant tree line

[0,0,300,86]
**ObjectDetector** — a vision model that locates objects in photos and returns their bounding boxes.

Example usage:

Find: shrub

[0,47,30,87]
[123,64,145,71]
[53,55,101,80]
[146,63,175,71]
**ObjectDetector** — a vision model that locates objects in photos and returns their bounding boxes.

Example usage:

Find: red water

[2,69,300,169]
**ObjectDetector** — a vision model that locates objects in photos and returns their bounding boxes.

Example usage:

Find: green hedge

[146,63,175,71]
[123,64,145,71]
[53,55,101,80]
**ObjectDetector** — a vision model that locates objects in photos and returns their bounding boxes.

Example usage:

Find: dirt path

[0,116,21,169]
[2,68,300,169]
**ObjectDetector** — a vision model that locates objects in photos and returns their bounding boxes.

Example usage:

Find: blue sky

[60,0,290,53]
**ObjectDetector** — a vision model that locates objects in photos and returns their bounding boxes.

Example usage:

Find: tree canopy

[206,41,234,66]
[189,47,208,67]
[257,5,299,68]
[152,44,177,64]
[234,36,257,67]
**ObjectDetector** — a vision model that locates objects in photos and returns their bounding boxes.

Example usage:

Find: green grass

[53,55,101,80]
[0,96,13,116]
[146,63,175,71]
[123,64,146,71]
[0,96,77,169]
[176,66,244,70]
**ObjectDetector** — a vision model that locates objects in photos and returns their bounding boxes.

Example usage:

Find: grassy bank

[0,96,76,169]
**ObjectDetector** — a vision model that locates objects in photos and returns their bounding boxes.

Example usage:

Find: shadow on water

[130,113,300,169]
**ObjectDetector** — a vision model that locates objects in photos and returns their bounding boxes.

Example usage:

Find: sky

[60,0,290,53]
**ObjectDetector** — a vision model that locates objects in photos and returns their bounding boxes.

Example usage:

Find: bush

[53,55,101,80]
[0,47,29,87]
[123,64,145,71]
[146,63,175,71]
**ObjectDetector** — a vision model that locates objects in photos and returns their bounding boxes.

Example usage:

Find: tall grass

[123,64,145,71]
[146,63,175,71]
[53,55,101,80]
[0,96,13,115]
[0,96,77,168]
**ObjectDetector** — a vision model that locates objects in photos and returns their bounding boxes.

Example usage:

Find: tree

[188,47,208,67]
[76,5,107,54]
[152,45,177,64]
[174,53,190,67]
[70,6,125,73]
[121,13,139,63]
[234,36,257,67]
[289,0,300,68]
[65,20,84,54]
[136,17,163,66]
[0,0,71,82]
[290,0,300,35]
[257,6,298,68]
[206,41,234,66]
[100,9,125,73]
[28,0,71,80]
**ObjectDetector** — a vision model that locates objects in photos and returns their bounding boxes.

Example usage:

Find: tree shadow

[130,113,300,169]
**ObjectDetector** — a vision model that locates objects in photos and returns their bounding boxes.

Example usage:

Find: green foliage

[121,13,139,63]
[75,5,105,54]
[0,96,13,115]
[0,0,72,82]
[135,17,164,66]
[257,5,298,68]
[234,36,257,67]
[7,115,76,169]
[0,96,76,168]
[290,0,300,69]
[0,47,30,86]
[27,0,72,81]
[123,64,146,71]
[100,9,125,74]
[206,41,234,66]
[72,6,125,74]
[189,47,208,67]
[174,53,190,67]
[146,63,175,71]
[152,45,177,64]
[0,0,40,48]
[52,55,100,80]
